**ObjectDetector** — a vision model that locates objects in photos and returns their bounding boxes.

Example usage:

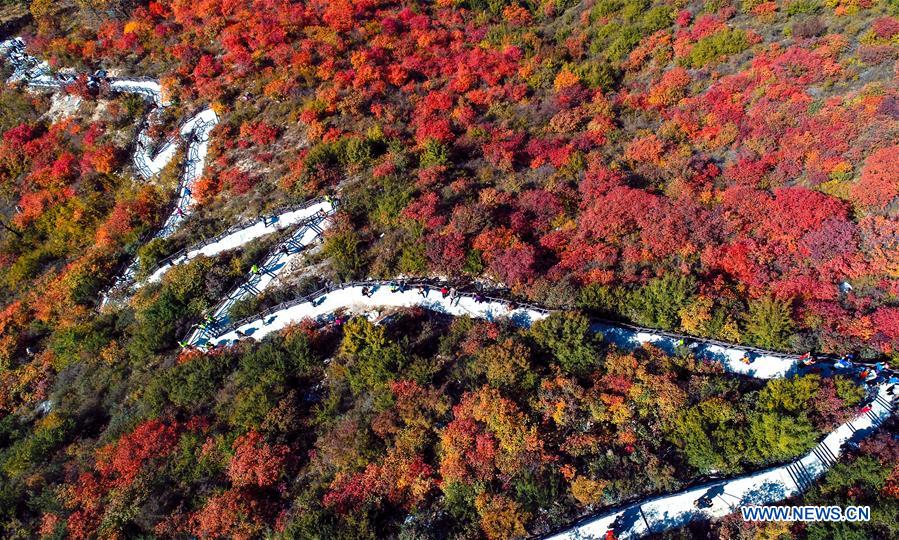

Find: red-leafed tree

[95,418,181,488]
[851,146,898,210]
[227,430,289,488]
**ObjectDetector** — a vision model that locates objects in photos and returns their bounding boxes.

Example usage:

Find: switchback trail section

[0,37,218,306]
[145,199,334,285]
[184,203,337,345]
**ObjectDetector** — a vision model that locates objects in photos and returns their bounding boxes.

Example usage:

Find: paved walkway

[145,199,334,285]
[185,207,336,344]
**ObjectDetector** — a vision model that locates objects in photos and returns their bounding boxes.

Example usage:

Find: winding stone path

[0,37,218,304]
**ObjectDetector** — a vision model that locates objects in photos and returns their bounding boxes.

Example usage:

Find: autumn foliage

[1,1,898,539]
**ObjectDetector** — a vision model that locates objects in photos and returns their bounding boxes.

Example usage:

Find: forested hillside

[20,0,899,354]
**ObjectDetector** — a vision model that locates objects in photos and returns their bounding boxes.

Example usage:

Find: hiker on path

[279,245,290,257]
[418,285,428,298]
[440,286,450,298]
[251,264,261,275]
[607,515,623,538]
[834,357,854,370]
[361,286,372,297]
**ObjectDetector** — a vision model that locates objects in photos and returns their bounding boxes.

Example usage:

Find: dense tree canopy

[0,0,897,537]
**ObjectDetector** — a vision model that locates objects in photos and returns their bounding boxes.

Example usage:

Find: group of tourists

[800,351,896,392]
[357,281,491,306]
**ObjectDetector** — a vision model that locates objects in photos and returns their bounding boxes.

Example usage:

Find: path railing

[185,210,334,344]
[147,196,331,274]
[199,277,892,374]
[193,278,550,345]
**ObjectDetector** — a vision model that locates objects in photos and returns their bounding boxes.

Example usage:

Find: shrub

[626,274,696,330]
[605,25,643,61]
[0,414,72,480]
[136,237,174,279]
[342,137,373,168]
[147,354,235,412]
[303,141,339,173]
[792,17,826,38]
[398,242,428,275]
[128,260,214,357]
[67,264,107,306]
[530,311,601,376]
[228,294,261,321]
[578,284,626,317]
[419,139,449,168]
[238,335,314,386]
[339,317,407,396]
[785,0,821,15]
[744,411,817,464]
[833,376,864,406]
[757,375,820,415]
[591,0,623,19]
[670,398,741,473]
[476,338,536,391]
[370,180,413,229]
[742,0,766,12]
[685,29,750,68]
[323,229,364,280]
[641,6,674,33]
[49,318,113,369]
[744,296,795,350]
[572,60,620,91]
[463,249,485,275]
[228,383,277,429]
